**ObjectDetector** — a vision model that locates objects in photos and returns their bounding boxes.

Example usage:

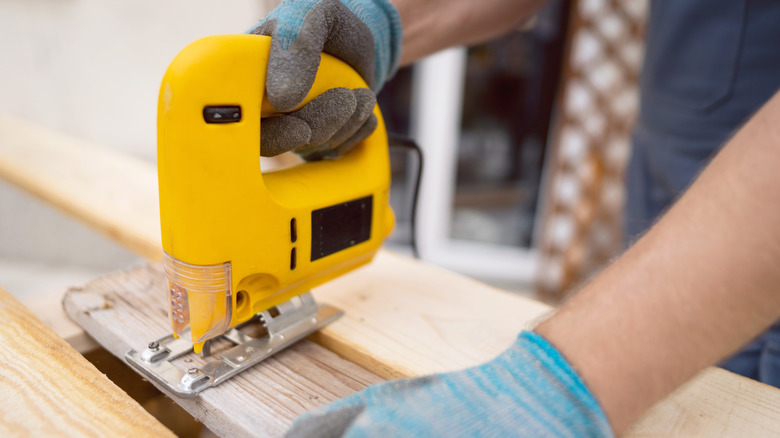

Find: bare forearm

[536,89,780,434]
[392,0,547,65]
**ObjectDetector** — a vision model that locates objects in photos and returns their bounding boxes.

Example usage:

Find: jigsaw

[126,34,394,397]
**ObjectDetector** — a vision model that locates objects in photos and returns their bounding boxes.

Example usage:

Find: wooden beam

[0,285,173,437]
[4,115,780,435]
[0,116,162,261]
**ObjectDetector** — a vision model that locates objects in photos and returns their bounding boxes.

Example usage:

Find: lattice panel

[536,0,648,302]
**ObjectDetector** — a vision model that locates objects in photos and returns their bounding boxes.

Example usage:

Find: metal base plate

[125,292,342,398]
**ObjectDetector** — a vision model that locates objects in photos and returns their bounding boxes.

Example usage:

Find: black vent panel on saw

[311,196,373,261]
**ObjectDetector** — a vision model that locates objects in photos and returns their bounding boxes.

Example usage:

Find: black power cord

[388,133,424,259]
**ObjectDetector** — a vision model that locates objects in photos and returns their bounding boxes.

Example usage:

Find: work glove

[249,0,402,161]
[286,331,614,437]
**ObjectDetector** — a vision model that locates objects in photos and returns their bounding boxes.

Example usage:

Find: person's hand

[285,331,613,437]
[250,0,402,161]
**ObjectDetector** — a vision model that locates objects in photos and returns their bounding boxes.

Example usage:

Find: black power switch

[203,106,241,123]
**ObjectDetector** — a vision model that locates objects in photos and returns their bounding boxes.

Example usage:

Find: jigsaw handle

[259,52,367,118]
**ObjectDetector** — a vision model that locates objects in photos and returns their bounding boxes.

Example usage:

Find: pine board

[0,286,173,437]
[628,367,780,437]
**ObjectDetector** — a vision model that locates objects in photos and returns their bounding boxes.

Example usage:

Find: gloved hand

[286,332,613,438]
[249,0,402,161]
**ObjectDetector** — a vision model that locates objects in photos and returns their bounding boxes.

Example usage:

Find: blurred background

[0,0,647,307]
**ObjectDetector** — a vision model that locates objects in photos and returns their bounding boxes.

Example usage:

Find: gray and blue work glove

[286,331,613,437]
[249,0,402,161]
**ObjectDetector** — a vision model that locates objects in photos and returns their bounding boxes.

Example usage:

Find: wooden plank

[21,289,99,353]
[0,285,173,437]
[62,263,383,438]
[6,115,780,436]
[0,116,162,261]
[314,250,551,378]
[628,368,780,437]
[66,260,780,438]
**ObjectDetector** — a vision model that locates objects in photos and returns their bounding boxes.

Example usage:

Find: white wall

[0,0,275,269]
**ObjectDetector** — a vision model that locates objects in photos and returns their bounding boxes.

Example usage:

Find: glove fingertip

[351,88,377,122]
[265,39,322,112]
[307,113,376,161]
[294,87,357,145]
[261,116,311,157]
[352,87,377,106]
[336,113,377,155]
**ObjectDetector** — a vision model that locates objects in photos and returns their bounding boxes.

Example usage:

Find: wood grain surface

[627,367,780,437]
[63,264,384,438]
[0,286,173,437]
[313,251,552,378]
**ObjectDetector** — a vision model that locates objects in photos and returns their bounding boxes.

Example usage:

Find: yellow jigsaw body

[157,35,394,354]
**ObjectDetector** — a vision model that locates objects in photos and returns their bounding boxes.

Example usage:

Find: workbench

[2,115,780,437]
